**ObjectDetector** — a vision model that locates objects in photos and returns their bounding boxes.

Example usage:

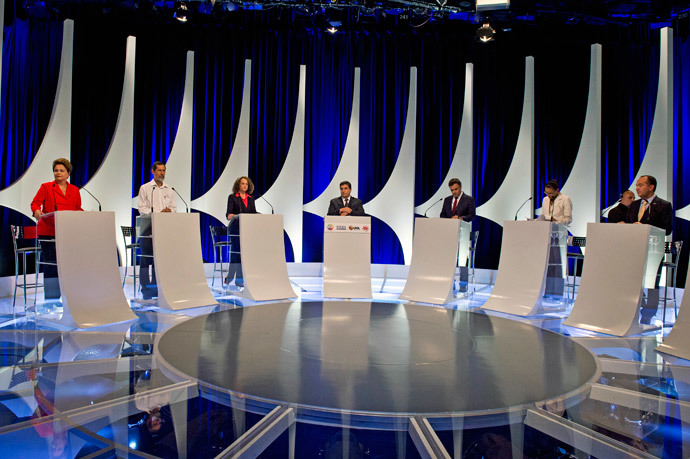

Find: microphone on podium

[80,187,102,211]
[258,195,275,214]
[171,187,189,213]
[514,197,533,221]
[423,198,444,217]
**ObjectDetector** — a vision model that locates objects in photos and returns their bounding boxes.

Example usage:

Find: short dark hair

[151,161,166,172]
[448,178,461,188]
[545,180,559,190]
[339,181,352,189]
[232,176,255,194]
[640,175,657,191]
[52,158,72,174]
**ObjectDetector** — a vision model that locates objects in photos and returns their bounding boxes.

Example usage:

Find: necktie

[452,197,458,214]
[637,200,648,222]
[344,198,349,208]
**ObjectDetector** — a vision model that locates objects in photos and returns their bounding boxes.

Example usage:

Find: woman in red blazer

[30,158,83,299]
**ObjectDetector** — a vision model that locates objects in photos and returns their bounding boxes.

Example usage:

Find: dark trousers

[225,222,243,283]
[642,262,663,322]
[39,237,60,299]
[139,233,157,295]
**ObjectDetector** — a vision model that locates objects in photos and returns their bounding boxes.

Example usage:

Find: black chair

[10,225,42,309]
[566,236,586,300]
[662,241,683,322]
[120,226,140,295]
[210,226,232,286]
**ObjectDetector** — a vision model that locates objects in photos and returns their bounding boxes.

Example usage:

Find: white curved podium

[564,223,664,336]
[237,214,297,301]
[656,267,690,359]
[323,216,372,299]
[399,218,465,305]
[481,221,556,316]
[53,211,136,328]
[151,213,218,310]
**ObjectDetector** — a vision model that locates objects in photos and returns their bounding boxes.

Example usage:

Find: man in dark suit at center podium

[327,181,366,216]
[440,178,475,221]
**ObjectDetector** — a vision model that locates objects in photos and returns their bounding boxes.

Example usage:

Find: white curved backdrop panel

[164,51,195,209]
[364,67,417,264]
[476,57,534,225]
[83,36,136,260]
[416,63,473,217]
[0,20,74,219]
[631,27,673,203]
[191,60,252,224]
[256,65,306,262]
[304,68,361,217]
[560,44,602,237]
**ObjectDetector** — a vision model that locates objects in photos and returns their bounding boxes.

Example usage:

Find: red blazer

[31,181,84,236]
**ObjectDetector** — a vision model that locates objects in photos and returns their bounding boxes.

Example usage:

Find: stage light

[327,26,338,33]
[476,0,509,12]
[174,2,189,22]
[476,22,495,42]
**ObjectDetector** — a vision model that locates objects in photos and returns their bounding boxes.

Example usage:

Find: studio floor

[0,275,688,458]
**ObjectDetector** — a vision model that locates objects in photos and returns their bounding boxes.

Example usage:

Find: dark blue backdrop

[1,11,689,288]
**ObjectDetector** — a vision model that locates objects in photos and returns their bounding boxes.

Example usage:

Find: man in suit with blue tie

[440,178,475,221]
[622,175,673,324]
[440,178,475,292]
[327,181,366,216]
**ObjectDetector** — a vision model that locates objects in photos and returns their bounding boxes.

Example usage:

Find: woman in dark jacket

[225,176,258,286]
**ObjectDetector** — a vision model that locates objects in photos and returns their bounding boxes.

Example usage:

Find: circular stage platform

[157,301,598,417]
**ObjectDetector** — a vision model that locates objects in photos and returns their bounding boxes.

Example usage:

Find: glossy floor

[0,278,688,458]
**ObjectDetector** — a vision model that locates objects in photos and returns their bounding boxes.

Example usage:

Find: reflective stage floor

[0,277,688,458]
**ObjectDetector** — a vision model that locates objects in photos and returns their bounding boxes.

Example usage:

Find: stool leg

[12,252,19,309]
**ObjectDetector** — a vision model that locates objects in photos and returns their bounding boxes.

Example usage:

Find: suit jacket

[327,196,365,216]
[625,196,673,235]
[226,193,257,219]
[440,193,475,221]
[607,203,629,224]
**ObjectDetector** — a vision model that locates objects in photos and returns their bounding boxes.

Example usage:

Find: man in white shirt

[136,161,177,299]
[539,180,572,226]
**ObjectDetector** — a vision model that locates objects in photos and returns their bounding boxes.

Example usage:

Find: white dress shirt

[539,193,572,226]
[137,180,177,214]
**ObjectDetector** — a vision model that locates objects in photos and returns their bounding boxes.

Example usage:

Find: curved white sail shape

[560,44,602,237]
[255,65,306,262]
[415,63,473,217]
[631,27,673,203]
[163,51,195,209]
[82,36,136,260]
[363,67,417,264]
[303,67,361,217]
[476,57,535,225]
[0,20,74,218]
[191,60,251,224]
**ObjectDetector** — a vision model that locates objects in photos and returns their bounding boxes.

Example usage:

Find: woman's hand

[33,209,43,220]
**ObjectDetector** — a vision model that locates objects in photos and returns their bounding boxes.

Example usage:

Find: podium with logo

[323,216,372,298]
